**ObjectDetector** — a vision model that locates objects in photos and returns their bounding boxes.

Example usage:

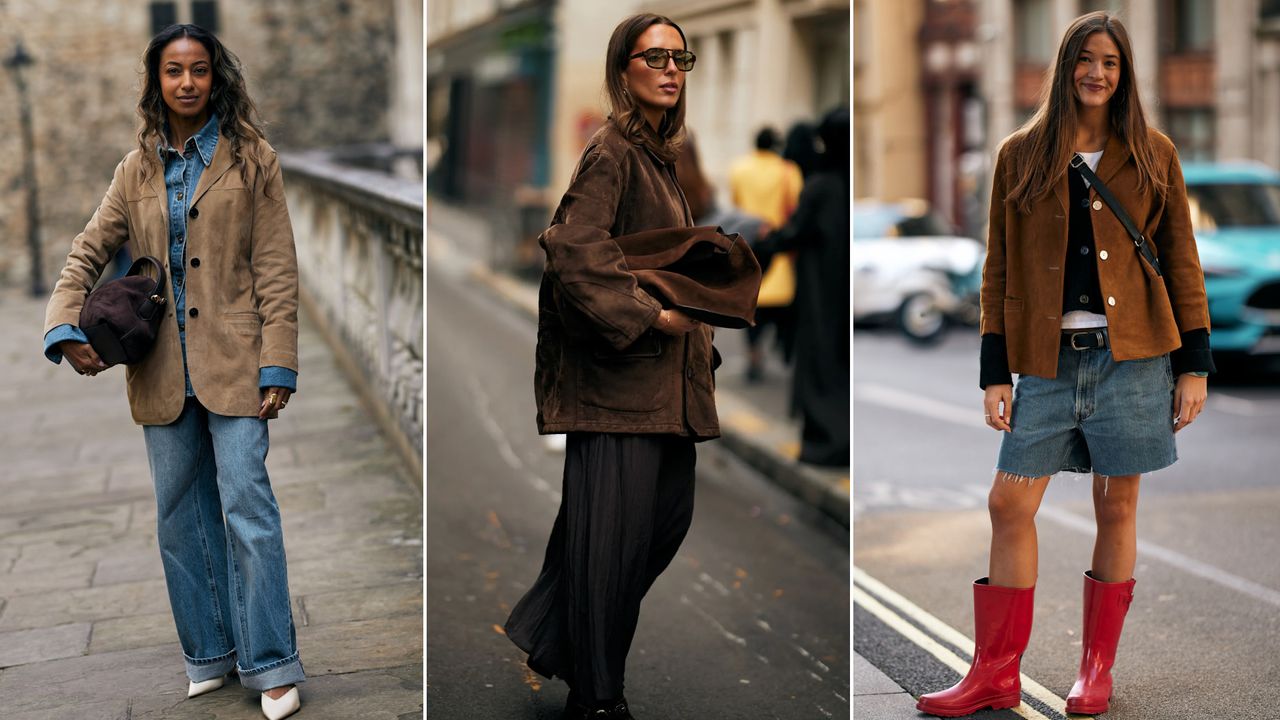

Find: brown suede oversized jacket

[981,129,1211,380]
[535,123,759,438]
[45,137,298,425]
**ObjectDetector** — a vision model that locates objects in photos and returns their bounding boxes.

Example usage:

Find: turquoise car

[1181,162,1280,356]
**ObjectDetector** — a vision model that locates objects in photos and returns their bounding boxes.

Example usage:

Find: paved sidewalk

[853,652,923,718]
[0,288,423,719]
[427,199,849,529]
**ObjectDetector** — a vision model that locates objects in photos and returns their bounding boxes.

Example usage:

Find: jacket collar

[191,132,235,208]
[1054,133,1132,213]
[143,124,235,221]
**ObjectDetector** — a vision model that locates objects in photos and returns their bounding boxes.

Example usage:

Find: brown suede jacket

[535,123,759,438]
[981,129,1211,380]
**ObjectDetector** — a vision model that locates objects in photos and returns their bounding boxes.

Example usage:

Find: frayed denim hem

[992,466,1105,485]
[185,648,237,682]
[993,467,1158,495]
[237,652,306,691]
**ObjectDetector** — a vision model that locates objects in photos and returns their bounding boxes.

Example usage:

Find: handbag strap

[127,255,168,320]
[1070,153,1162,277]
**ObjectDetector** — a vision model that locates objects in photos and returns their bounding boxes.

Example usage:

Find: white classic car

[852,199,985,343]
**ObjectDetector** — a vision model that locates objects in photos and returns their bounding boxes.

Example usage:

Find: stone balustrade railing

[280,150,423,472]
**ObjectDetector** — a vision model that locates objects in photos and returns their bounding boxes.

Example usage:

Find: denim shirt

[44,115,297,396]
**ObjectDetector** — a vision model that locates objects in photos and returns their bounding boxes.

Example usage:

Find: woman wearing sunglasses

[43,24,303,719]
[504,13,709,720]
[916,12,1212,717]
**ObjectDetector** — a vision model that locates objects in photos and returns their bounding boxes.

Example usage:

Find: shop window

[1168,0,1214,52]
[1014,0,1053,64]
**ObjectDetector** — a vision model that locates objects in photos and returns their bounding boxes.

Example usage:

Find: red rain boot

[916,578,1035,717]
[1065,571,1136,715]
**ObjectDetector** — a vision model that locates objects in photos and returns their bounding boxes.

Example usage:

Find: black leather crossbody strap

[1071,153,1162,277]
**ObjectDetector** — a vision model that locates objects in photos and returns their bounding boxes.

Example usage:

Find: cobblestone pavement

[0,289,423,719]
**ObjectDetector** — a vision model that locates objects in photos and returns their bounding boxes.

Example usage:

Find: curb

[717,426,849,528]
[464,262,850,530]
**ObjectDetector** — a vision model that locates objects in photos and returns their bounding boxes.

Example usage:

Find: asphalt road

[425,255,850,720]
[853,327,1280,720]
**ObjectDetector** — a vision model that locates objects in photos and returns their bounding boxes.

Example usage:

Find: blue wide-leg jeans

[143,398,305,691]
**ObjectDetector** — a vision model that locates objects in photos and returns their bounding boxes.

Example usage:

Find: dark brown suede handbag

[613,225,763,329]
[79,255,167,367]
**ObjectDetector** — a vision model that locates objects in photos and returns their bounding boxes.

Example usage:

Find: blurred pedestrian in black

[752,107,850,467]
[505,14,753,720]
[730,127,803,382]
[783,121,822,179]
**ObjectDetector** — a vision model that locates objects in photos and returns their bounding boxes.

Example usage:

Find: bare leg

[988,473,1051,588]
[1090,473,1140,582]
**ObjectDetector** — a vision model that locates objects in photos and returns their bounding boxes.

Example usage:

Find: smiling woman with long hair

[43,24,304,720]
[915,12,1213,717]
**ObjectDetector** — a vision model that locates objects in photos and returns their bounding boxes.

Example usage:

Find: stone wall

[0,0,397,290]
[281,149,424,464]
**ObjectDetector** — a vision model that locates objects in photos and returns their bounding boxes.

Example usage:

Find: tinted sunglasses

[629,48,696,71]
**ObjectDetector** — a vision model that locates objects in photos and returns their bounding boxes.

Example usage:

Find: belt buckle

[1070,330,1101,350]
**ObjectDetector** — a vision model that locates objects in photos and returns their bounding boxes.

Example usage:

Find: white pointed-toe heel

[261,686,300,720]
[187,674,226,698]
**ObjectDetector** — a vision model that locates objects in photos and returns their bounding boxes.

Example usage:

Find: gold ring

[269,393,278,403]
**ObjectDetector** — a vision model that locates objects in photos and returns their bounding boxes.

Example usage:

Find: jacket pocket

[223,311,262,337]
[579,335,666,413]
[592,330,662,360]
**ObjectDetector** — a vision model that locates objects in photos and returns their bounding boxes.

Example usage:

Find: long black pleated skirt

[504,432,697,703]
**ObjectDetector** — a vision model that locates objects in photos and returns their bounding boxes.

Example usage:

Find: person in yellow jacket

[729,127,803,381]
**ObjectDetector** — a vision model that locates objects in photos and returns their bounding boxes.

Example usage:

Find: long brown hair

[675,131,714,221]
[136,24,268,184]
[1004,12,1166,214]
[603,14,688,163]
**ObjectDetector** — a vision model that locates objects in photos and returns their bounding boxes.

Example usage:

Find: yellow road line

[852,585,1053,720]
[853,565,1092,719]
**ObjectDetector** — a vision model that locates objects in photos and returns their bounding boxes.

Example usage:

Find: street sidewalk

[427,199,850,529]
[0,288,423,719]
[853,652,925,718]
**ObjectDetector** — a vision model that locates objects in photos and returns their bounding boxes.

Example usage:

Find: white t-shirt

[1062,149,1108,330]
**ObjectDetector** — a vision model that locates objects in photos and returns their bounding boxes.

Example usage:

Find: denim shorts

[996,344,1177,478]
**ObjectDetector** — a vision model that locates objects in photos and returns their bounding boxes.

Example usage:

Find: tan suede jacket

[981,129,1211,379]
[44,136,298,425]
[535,123,727,438]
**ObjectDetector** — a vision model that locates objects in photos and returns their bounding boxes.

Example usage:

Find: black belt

[1062,328,1109,350]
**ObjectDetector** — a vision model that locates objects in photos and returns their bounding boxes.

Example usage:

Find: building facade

[853,0,928,206]
[981,0,1280,167]
[427,0,848,269]
[858,0,1280,238]
[0,0,403,290]
[426,0,556,206]
[642,0,850,206]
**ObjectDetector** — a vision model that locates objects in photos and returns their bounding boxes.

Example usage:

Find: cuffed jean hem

[237,652,306,691]
[185,648,238,682]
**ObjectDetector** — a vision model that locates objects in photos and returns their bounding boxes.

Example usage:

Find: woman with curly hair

[43,24,303,719]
